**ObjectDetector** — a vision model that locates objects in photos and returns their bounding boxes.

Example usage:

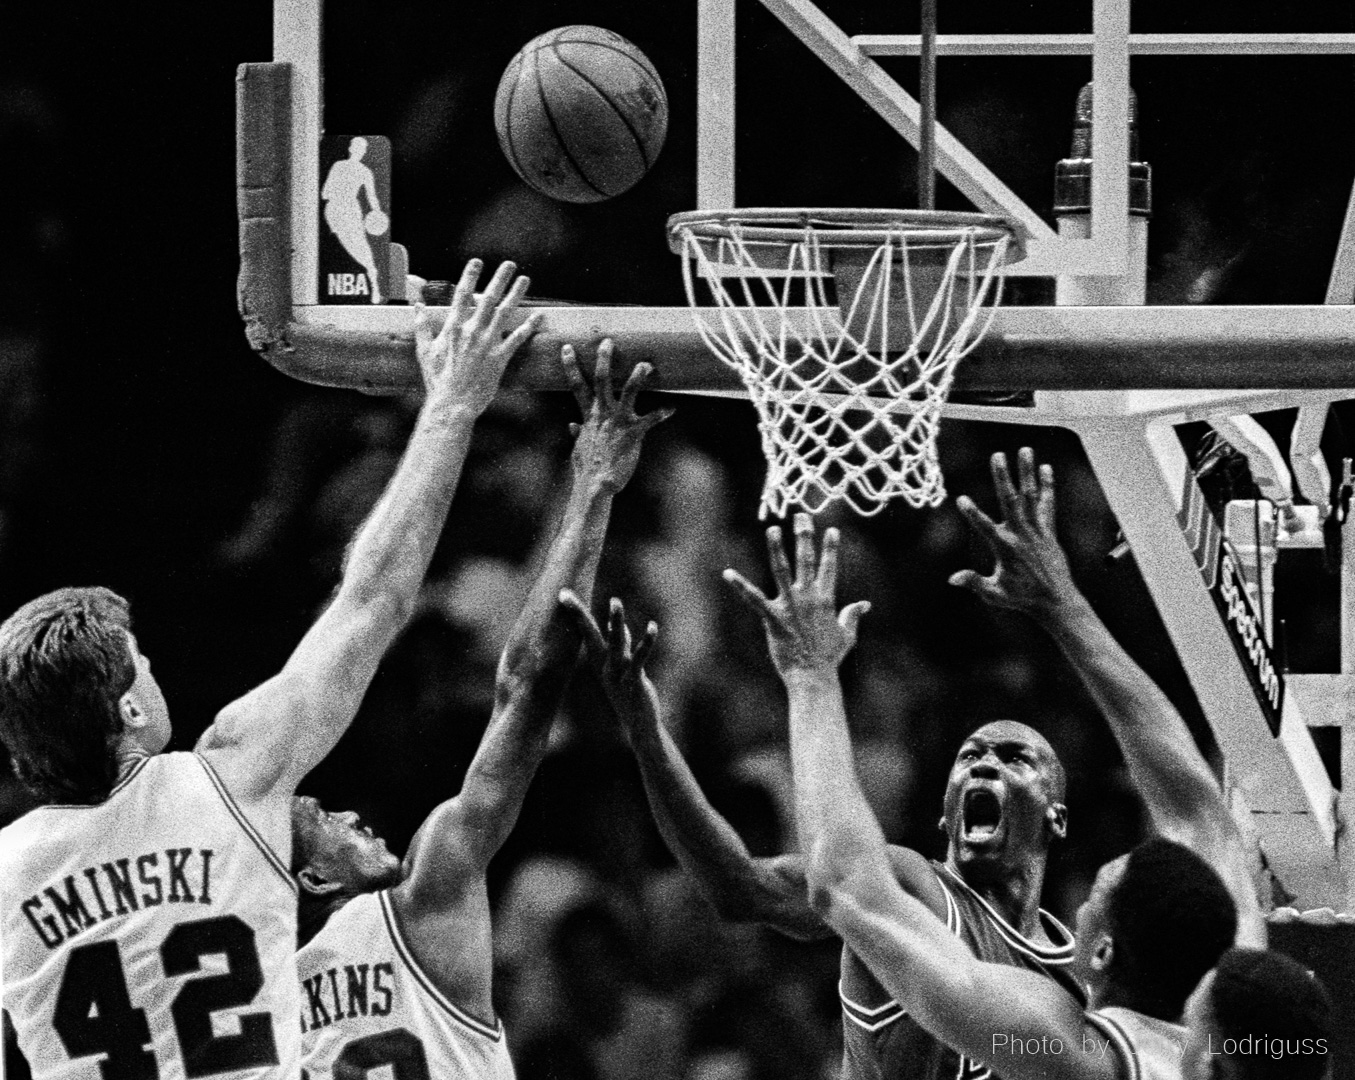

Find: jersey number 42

[53,914,278,1079]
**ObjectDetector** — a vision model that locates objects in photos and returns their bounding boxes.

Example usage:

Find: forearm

[338,401,479,615]
[784,670,894,909]
[1037,595,1221,821]
[1038,595,1265,939]
[454,477,618,858]
[203,401,482,795]
[497,473,614,691]
[630,713,758,882]
[626,705,820,931]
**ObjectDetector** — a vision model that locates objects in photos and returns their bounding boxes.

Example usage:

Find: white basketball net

[676,222,1011,518]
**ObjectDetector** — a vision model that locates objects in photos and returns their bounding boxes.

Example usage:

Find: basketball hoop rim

[667,207,1026,261]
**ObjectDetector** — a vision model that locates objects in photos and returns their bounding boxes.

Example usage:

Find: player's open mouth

[962,788,1004,844]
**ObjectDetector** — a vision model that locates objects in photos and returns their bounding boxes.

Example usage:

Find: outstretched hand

[723,514,870,680]
[949,448,1080,619]
[558,591,661,736]
[413,259,541,413]
[562,340,674,493]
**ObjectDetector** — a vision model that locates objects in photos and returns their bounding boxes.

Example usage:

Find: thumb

[557,590,607,659]
[948,569,983,591]
[948,571,1004,608]
[641,406,677,431]
[839,600,872,645]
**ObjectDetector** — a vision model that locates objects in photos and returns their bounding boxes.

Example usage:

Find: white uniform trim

[33,757,150,808]
[376,891,502,1042]
[839,871,962,1030]
[937,864,1076,964]
[1085,1010,1141,1080]
[194,754,297,893]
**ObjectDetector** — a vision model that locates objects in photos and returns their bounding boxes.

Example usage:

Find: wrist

[1035,590,1097,632]
[570,458,626,496]
[780,667,843,692]
[621,709,660,746]
[421,394,482,426]
[571,472,620,500]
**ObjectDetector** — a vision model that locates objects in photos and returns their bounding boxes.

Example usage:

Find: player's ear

[118,694,146,729]
[1045,803,1068,842]
[1089,933,1115,975]
[296,867,345,898]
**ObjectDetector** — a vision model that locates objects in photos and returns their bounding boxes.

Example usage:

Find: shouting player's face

[940,721,1066,880]
[291,796,403,894]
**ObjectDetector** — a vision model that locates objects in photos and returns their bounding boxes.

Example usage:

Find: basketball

[494,26,668,204]
[363,209,389,236]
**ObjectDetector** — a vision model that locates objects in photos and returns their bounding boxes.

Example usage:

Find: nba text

[328,273,371,297]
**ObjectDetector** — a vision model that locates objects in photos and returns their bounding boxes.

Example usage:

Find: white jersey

[298,890,514,1080]
[0,752,301,1080]
[1087,1007,1187,1080]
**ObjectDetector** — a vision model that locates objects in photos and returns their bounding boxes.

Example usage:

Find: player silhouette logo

[320,136,391,303]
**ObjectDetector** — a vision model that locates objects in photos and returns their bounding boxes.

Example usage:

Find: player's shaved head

[942,719,1068,881]
[964,720,1066,802]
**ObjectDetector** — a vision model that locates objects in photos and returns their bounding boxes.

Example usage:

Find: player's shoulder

[885,844,944,889]
[1086,1007,1187,1080]
[300,892,383,964]
[878,845,949,919]
[0,756,153,883]
[0,752,196,843]
[0,806,44,872]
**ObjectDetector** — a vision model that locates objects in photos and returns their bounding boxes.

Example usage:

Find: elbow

[804,851,856,921]
[804,872,845,921]
[804,836,888,922]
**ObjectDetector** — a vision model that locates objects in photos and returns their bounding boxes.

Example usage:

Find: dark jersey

[1086,1007,1186,1080]
[839,861,1082,1080]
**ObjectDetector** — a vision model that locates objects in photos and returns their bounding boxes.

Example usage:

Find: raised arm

[559,592,831,940]
[950,448,1265,945]
[397,342,671,900]
[730,517,1115,1080]
[198,260,538,807]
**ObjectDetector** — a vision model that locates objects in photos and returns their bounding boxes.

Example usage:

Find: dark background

[3,2,1354,1077]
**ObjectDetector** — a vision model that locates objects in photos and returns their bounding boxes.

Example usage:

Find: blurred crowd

[57,374,1177,1080]
[5,2,1353,1074]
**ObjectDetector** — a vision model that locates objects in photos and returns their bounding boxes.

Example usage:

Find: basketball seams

[498,53,533,188]
[538,38,663,86]
[532,46,610,200]
[549,45,657,171]
[496,25,667,202]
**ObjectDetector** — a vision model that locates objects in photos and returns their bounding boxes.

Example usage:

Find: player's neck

[948,853,1048,938]
[113,740,156,780]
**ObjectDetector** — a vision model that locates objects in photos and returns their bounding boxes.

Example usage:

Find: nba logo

[318,135,392,304]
